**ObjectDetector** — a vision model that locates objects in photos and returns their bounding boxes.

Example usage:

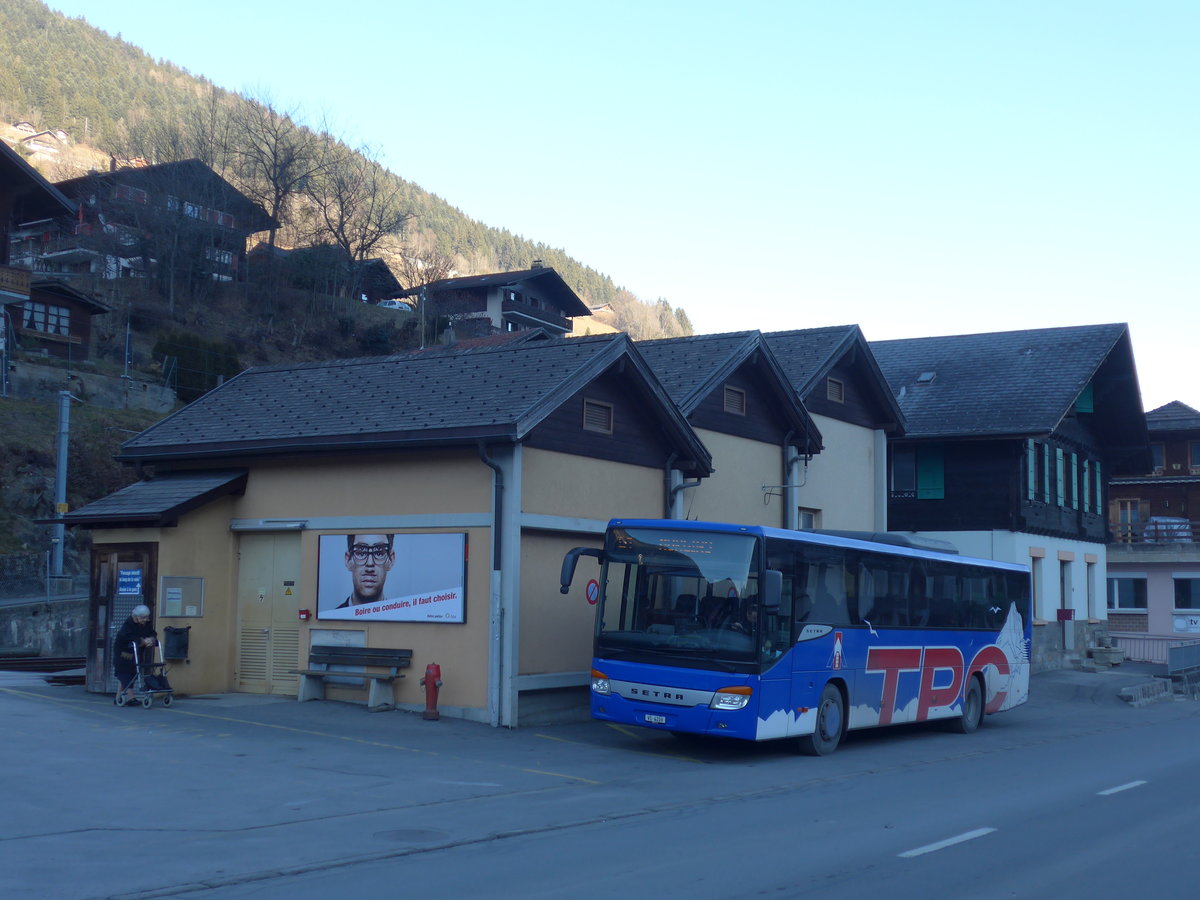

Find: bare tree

[301,142,413,298]
[394,241,455,290]
[229,95,323,249]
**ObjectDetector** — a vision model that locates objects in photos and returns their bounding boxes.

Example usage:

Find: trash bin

[163,626,190,660]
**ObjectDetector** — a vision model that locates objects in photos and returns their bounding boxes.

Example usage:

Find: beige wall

[518,533,598,676]
[236,451,490,518]
[522,448,665,519]
[682,429,785,526]
[797,414,881,530]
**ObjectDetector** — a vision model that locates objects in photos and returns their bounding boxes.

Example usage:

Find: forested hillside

[0,0,692,339]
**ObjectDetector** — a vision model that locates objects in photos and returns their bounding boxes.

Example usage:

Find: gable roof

[636,330,822,453]
[0,139,74,222]
[117,333,711,476]
[27,278,111,314]
[869,323,1145,444]
[396,266,591,317]
[55,159,277,234]
[765,325,904,432]
[1146,401,1200,434]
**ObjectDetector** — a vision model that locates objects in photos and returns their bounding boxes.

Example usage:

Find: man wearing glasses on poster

[337,533,395,608]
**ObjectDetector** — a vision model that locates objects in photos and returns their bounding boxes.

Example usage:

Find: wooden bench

[291,645,413,712]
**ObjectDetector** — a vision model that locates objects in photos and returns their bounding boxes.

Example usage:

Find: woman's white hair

[132,605,151,618]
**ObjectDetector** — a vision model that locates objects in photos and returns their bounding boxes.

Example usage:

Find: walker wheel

[141,696,153,709]
[162,694,173,708]
[115,694,126,707]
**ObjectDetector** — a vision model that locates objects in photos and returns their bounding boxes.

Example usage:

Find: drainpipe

[478,443,505,727]
[665,453,702,519]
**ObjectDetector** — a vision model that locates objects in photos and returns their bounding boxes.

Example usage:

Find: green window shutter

[1070,453,1079,510]
[1042,443,1051,503]
[1082,460,1091,513]
[1026,439,1036,501]
[916,443,945,500]
[1094,460,1102,511]
[1055,449,1065,506]
[1075,382,1094,414]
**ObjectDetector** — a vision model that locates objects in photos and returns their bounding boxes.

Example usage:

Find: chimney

[531,259,543,269]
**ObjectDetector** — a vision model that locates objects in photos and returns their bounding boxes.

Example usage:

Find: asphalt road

[2,667,1194,900]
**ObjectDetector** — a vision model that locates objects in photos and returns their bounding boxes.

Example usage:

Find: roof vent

[531,259,543,269]
[917,371,936,384]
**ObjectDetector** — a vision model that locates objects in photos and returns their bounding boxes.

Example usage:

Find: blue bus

[561,519,1031,755]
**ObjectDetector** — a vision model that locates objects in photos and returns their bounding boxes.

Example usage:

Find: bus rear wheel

[799,683,844,756]
[949,675,984,734]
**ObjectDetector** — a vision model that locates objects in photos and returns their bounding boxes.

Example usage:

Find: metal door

[236,533,301,694]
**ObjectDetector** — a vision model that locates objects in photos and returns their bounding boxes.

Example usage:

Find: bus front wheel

[799,683,844,756]
[949,675,984,734]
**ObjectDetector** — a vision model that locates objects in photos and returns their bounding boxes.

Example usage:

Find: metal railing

[1111,632,1200,664]
[1110,518,1200,544]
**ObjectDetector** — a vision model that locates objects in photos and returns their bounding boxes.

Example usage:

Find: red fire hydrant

[420,662,442,721]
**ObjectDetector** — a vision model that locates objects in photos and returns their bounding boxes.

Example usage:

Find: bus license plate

[645,714,667,725]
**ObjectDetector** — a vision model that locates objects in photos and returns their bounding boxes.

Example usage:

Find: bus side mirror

[762,569,782,610]
[560,547,603,594]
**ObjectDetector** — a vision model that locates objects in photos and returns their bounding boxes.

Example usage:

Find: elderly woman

[114,605,157,705]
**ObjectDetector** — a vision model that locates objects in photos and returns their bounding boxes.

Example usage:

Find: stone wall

[7,360,176,413]
[0,598,89,657]
[1032,619,1111,672]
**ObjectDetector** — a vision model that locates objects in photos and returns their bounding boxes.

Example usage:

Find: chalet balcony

[0,263,31,301]
[501,298,570,334]
[1110,517,1199,544]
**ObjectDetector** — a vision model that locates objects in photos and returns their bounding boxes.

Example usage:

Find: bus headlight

[591,669,611,695]
[710,686,752,710]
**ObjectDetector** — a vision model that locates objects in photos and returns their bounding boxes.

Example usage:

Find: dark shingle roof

[870,323,1133,439]
[636,330,822,451]
[765,326,905,432]
[636,331,758,410]
[118,333,711,475]
[1146,401,1200,433]
[0,139,75,220]
[764,326,861,395]
[60,470,246,527]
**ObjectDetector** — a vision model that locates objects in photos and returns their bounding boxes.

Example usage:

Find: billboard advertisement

[316,532,467,623]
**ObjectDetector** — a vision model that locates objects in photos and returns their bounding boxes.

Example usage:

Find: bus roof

[606,519,1031,574]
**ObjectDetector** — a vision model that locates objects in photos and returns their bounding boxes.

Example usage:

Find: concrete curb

[1118,679,1173,707]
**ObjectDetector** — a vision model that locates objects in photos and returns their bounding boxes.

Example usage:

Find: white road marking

[1098,780,1147,796]
[899,827,997,859]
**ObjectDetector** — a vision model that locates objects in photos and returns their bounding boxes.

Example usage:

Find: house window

[1075,382,1094,413]
[166,195,180,211]
[183,202,201,219]
[1107,576,1147,610]
[1174,577,1200,610]
[1150,443,1164,474]
[723,386,746,416]
[826,377,845,403]
[891,444,944,500]
[22,302,70,336]
[798,508,820,530]
[1114,499,1142,543]
[1190,442,1200,475]
[583,398,614,435]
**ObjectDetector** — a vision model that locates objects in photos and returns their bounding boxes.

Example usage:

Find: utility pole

[1,307,9,398]
[51,390,75,577]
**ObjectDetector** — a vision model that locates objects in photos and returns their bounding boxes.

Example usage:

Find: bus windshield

[597,526,764,669]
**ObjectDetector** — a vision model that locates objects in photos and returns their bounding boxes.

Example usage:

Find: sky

[45,0,1198,412]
